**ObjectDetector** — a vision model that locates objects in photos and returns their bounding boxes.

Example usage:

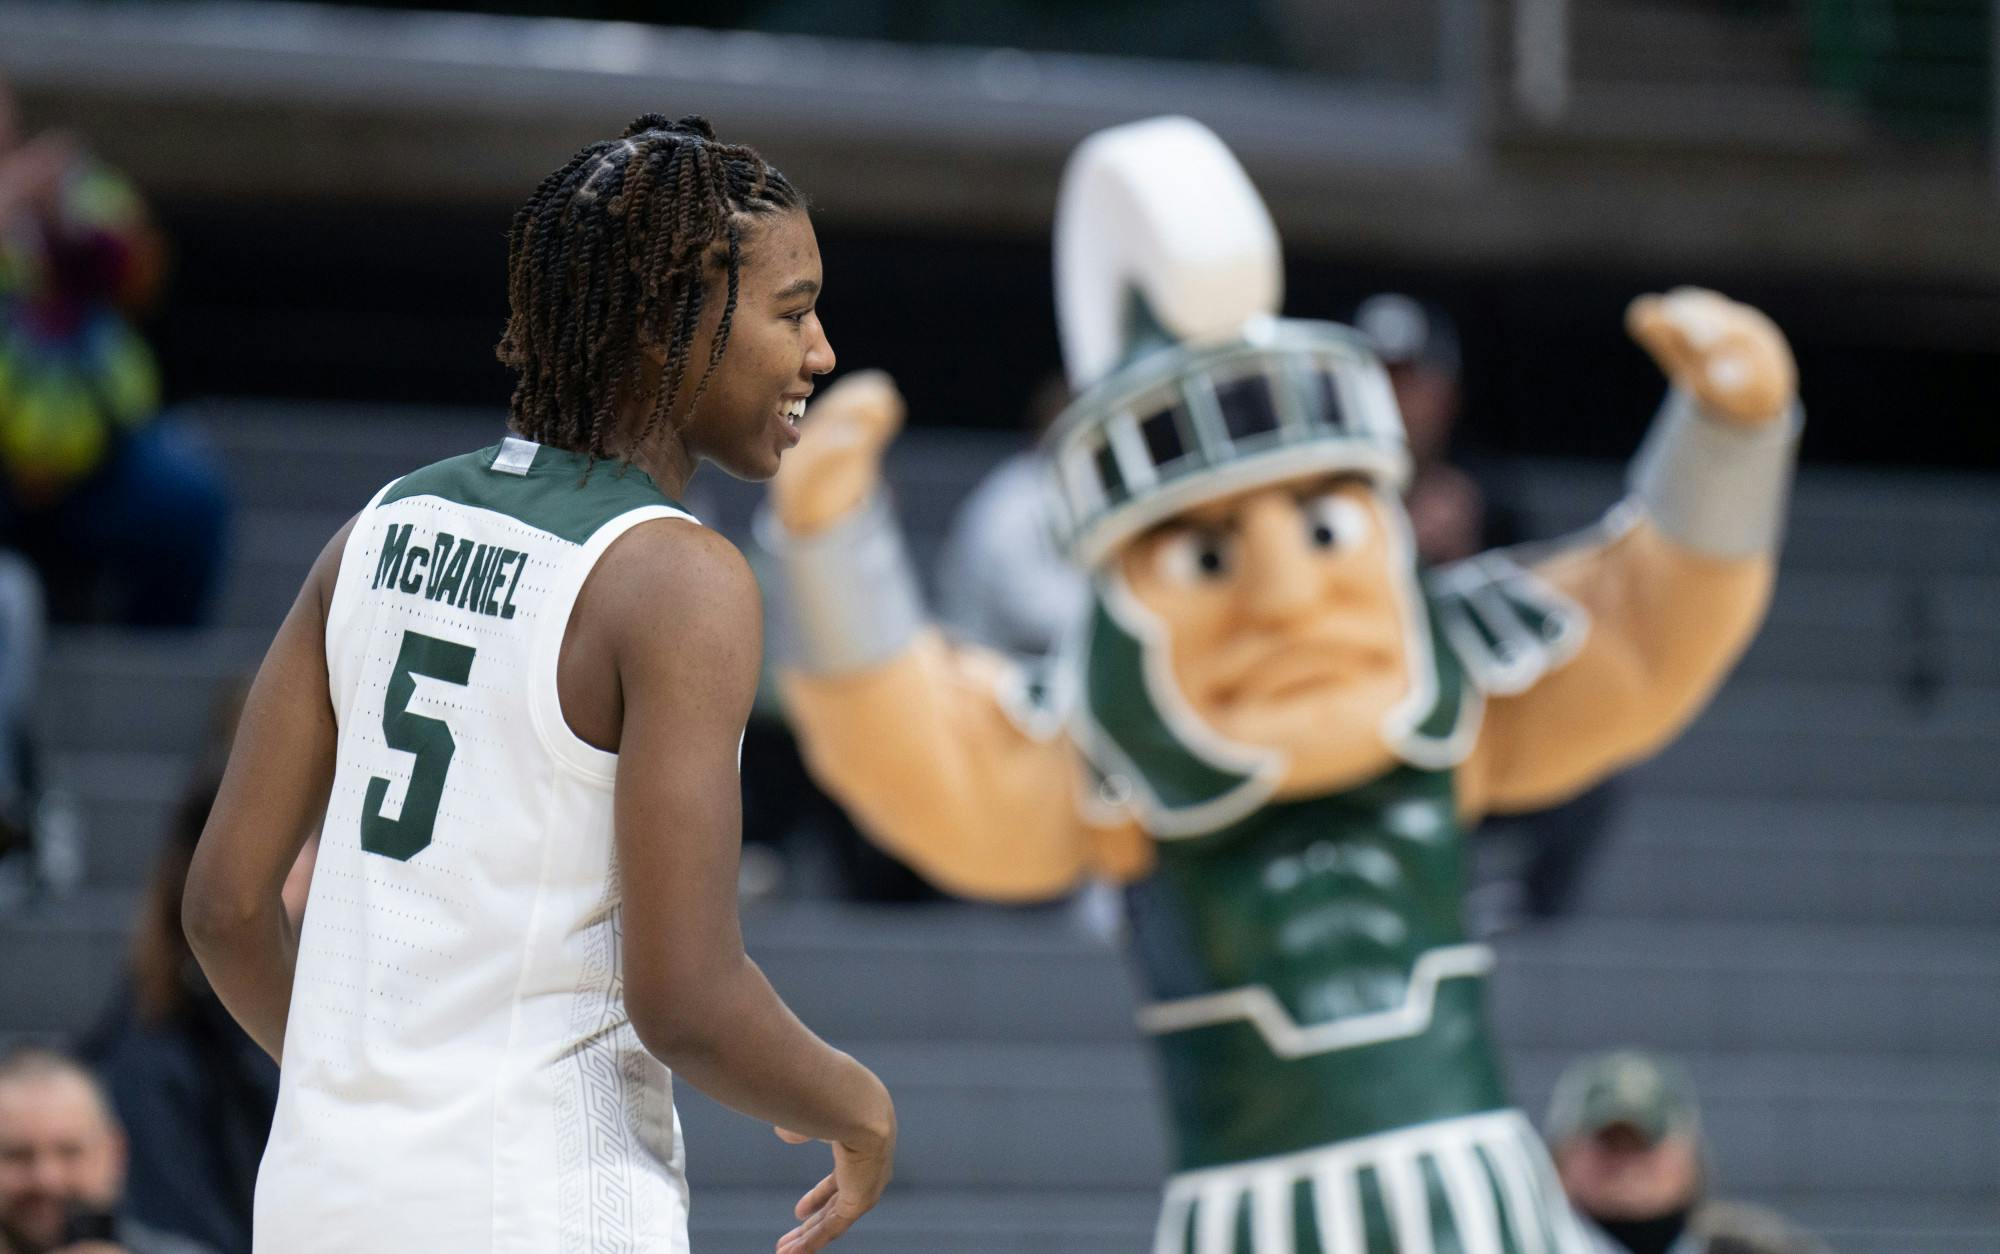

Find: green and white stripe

[1151,1111,1592,1254]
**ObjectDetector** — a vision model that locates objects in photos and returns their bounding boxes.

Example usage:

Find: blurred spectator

[0,550,44,898]
[1357,292,1618,929]
[1355,292,1489,565]
[743,376,1086,906]
[930,376,1121,935]
[0,1045,216,1254]
[0,77,229,627]
[1547,1050,1830,1254]
[742,375,1082,906]
[745,532,940,904]
[79,769,275,1254]
[935,374,1084,658]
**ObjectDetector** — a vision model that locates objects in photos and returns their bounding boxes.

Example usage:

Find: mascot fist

[1627,287,1797,427]
[771,370,906,536]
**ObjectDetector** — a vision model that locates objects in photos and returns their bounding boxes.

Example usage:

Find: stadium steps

[1633,722,2000,801]
[42,668,2000,893]
[1766,1194,2000,1254]
[49,751,2000,937]
[1514,460,2000,576]
[183,402,2000,575]
[686,1186,1159,1254]
[1578,795,2000,927]
[39,655,2000,756]
[664,1037,2000,1195]
[211,553,2000,678]
[7,402,1997,1254]
[12,895,1997,1060]
[684,1186,1997,1254]
[186,401,503,514]
[6,897,1997,1244]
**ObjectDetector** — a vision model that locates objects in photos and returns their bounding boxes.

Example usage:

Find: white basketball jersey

[256,437,698,1253]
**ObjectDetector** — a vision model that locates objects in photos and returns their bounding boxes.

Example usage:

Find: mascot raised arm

[764,117,1799,1253]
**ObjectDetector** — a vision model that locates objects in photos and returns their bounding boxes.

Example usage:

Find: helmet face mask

[1041,316,1413,570]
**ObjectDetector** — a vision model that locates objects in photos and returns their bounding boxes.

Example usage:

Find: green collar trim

[379,440,689,545]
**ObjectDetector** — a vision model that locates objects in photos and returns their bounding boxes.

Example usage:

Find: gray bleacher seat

[6,400,1996,1254]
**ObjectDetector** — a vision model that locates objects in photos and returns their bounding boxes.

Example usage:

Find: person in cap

[762,115,1801,1252]
[1352,293,1486,567]
[1356,292,1618,931]
[1548,1051,1829,1254]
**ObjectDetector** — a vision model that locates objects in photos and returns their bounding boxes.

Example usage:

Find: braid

[686,218,741,415]
[496,114,800,458]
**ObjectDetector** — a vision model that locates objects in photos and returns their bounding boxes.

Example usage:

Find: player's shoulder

[309,511,364,612]
[602,513,750,586]
[595,516,759,634]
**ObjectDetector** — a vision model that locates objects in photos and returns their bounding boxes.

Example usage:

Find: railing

[1506,0,1993,171]
[0,0,1487,200]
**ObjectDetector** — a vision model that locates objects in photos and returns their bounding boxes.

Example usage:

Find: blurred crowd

[0,73,234,907]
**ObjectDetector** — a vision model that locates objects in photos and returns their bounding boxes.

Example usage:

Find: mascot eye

[1303,493,1371,552]
[1156,529,1234,583]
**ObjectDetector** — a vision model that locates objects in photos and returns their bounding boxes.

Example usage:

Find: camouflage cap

[1545,1050,1702,1147]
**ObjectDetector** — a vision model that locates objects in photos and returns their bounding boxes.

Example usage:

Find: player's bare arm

[770,372,1146,899]
[582,514,894,1253]
[183,516,352,1061]
[1469,288,1798,814]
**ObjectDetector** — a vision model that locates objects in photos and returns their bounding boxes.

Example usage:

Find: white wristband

[757,494,924,674]
[1629,388,1801,560]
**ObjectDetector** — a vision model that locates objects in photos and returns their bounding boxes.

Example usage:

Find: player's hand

[771,1105,897,1253]
[1627,287,1796,428]
[769,369,905,537]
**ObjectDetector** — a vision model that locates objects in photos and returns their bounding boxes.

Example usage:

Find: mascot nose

[1236,495,1320,625]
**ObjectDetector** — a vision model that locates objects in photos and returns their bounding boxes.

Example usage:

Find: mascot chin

[763,116,1800,1253]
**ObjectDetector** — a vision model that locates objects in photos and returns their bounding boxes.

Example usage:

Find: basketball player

[183,115,894,1254]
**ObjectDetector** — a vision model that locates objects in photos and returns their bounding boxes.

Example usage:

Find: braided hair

[496,114,800,457]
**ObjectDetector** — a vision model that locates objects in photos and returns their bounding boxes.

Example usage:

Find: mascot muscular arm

[1467,289,1799,814]
[768,378,1139,900]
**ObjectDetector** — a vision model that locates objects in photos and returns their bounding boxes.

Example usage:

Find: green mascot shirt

[1129,761,1504,1168]
[1065,548,1596,1253]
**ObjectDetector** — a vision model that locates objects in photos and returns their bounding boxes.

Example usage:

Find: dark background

[148,197,2000,469]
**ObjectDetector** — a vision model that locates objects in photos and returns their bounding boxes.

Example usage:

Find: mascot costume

[763,117,1800,1254]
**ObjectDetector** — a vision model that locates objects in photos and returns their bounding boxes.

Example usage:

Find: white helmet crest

[1054,116,1283,392]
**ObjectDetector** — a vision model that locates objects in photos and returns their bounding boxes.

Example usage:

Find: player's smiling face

[680,207,834,482]
[1115,475,1414,795]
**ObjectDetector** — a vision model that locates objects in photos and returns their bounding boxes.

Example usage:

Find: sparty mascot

[763,117,1799,1253]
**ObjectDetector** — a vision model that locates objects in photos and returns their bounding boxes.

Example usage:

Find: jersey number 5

[362,630,477,861]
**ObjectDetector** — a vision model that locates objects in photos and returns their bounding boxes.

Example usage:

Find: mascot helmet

[1038,118,1516,838]
[1040,116,1410,569]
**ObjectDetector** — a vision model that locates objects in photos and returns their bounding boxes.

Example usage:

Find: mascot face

[1113,475,1414,798]
[1045,120,1472,833]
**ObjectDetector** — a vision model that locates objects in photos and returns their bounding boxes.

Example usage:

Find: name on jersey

[372,523,527,619]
